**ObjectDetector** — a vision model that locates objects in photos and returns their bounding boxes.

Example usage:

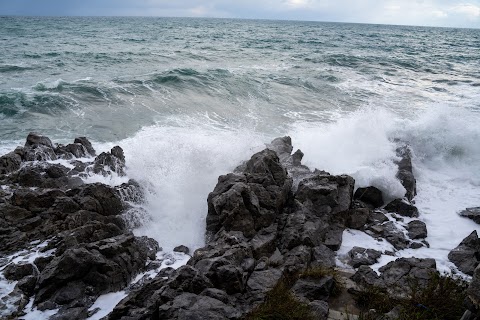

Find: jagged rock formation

[1,134,478,319]
[0,133,158,319]
[449,231,480,276]
[106,137,443,319]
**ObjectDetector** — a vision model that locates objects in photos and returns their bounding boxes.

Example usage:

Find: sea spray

[115,125,266,251]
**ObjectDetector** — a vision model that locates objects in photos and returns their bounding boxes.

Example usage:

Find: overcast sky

[1,0,479,28]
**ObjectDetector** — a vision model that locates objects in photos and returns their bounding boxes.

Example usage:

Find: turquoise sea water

[0,17,479,143]
[1,16,480,267]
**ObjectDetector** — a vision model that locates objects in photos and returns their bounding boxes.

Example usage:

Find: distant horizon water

[1,15,479,30]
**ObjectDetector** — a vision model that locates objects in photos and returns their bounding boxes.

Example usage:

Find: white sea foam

[290,107,406,201]
[291,105,480,272]
[19,299,59,320]
[108,125,266,251]
[87,291,128,320]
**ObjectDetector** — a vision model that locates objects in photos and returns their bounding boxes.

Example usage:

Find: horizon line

[0,14,478,30]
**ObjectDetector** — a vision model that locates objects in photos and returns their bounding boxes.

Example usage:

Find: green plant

[352,273,469,320]
[245,280,316,320]
[399,273,468,320]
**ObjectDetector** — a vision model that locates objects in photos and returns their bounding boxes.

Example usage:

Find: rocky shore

[0,133,479,319]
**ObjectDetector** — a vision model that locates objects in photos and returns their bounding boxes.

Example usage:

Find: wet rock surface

[351,257,438,298]
[460,207,480,224]
[1,134,476,319]
[105,137,456,320]
[449,231,480,276]
[0,133,157,319]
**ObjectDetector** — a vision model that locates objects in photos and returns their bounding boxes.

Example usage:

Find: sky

[0,0,479,28]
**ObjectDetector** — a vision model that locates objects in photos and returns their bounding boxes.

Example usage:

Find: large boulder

[295,173,354,216]
[35,234,155,308]
[206,149,291,239]
[23,132,57,161]
[354,186,384,209]
[0,151,22,174]
[384,199,419,218]
[352,257,437,298]
[9,163,83,189]
[468,264,480,308]
[66,183,124,216]
[93,146,126,176]
[348,247,382,268]
[406,220,427,240]
[448,231,480,276]
[460,207,480,225]
[395,145,416,201]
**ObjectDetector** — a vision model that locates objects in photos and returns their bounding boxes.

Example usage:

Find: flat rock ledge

[1,134,479,319]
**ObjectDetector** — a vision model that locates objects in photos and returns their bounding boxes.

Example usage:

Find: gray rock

[93,146,126,176]
[206,148,291,239]
[311,244,336,269]
[460,207,480,225]
[448,231,480,276]
[345,208,370,230]
[23,133,57,161]
[295,173,355,216]
[247,268,283,293]
[368,211,389,224]
[169,265,212,294]
[379,257,437,297]
[268,136,293,163]
[74,137,96,156]
[250,226,277,259]
[324,226,344,251]
[292,276,334,302]
[10,163,83,189]
[354,186,384,208]
[283,245,312,275]
[23,144,57,161]
[174,245,190,255]
[206,262,244,294]
[268,248,284,267]
[384,199,419,218]
[16,275,37,296]
[279,205,325,250]
[351,265,383,288]
[3,263,36,281]
[373,221,409,250]
[25,132,54,149]
[200,288,229,304]
[395,145,417,201]
[348,247,382,268]
[35,234,152,305]
[0,151,22,174]
[468,264,480,308]
[244,148,288,187]
[107,274,168,319]
[159,294,241,320]
[66,183,124,216]
[352,258,437,299]
[407,220,427,239]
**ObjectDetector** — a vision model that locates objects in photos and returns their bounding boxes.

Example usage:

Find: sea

[1,16,480,276]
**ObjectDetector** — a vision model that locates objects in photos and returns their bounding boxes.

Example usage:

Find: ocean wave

[0,64,32,73]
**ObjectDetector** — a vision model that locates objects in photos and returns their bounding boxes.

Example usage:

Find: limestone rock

[354,186,384,209]
[406,220,427,240]
[448,231,480,276]
[460,207,480,225]
[384,199,419,218]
